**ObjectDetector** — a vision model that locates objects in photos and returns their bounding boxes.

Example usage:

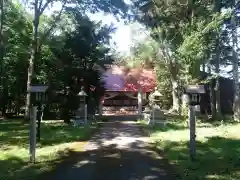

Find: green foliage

[42,8,116,120]
[133,0,229,71]
[0,1,32,114]
[147,119,240,180]
[0,119,97,180]
[129,0,237,113]
[0,0,127,117]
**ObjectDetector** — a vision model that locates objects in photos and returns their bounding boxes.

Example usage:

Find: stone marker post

[184,85,205,161]
[188,105,196,161]
[29,106,37,163]
[36,105,43,142]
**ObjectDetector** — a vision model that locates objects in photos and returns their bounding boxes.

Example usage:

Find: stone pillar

[138,87,142,116]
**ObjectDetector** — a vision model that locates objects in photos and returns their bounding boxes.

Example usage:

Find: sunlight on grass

[0,119,96,180]
[147,119,240,180]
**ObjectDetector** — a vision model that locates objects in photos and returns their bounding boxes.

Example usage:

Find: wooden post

[36,105,42,142]
[29,106,37,163]
[189,105,196,161]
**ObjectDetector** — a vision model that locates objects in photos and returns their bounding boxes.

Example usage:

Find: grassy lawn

[144,117,240,180]
[0,119,97,180]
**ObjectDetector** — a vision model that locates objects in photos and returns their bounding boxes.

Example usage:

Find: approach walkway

[43,121,176,180]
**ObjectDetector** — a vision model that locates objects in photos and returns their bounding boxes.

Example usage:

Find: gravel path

[43,121,176,180]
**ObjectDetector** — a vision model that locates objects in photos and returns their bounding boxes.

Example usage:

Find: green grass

[0,119,97,180]
[145,118,240,180]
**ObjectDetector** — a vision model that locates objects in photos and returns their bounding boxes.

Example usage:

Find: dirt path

[43,121,176,180]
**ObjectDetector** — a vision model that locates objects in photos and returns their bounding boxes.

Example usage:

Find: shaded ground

[40,121,177,180]
[0,120,97,180]
[146,119,240,180]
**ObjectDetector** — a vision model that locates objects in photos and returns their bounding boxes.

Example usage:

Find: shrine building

[94,63,157,115]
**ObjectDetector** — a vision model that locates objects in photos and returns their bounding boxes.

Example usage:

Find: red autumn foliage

[103,66,156,92]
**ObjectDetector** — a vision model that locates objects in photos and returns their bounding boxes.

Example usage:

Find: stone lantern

[144,87,165,125]
[78,86,87,105]
[149,87,162,106]
[73,86,88,125]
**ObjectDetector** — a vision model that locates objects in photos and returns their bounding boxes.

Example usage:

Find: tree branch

[39,0,67,50]
[39,0,52,16]
[38,0,44,12]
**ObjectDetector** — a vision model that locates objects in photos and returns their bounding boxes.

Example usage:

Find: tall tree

[0,0,4,116]
[231,0,240,121]
[0,1,32,116]
[24,0,128,118]
[24,0,67,118]
[46,9,115,122]
[131,0,231,117]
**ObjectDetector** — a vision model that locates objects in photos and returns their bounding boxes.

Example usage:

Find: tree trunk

[24,3,39,119]
[170,61,181,114]
[0,0,4,117]
[16,93,20,116]
[215,38,222,120]
[158,39,181,114]
[208,64,216,119]
[231,11,240,121]
[171,79,180,111]
[213,0,222,120]
[215,76,221,119]
[210,81,216,119]
[170,65,181,114]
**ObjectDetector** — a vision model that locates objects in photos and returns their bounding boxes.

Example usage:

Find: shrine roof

[100,65,157,93]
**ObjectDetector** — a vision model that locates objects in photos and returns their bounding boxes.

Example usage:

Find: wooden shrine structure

[95,64,157,115]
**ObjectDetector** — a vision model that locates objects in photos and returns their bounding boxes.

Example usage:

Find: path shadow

[32,121,177,180]
[1,121,177,180]
[36,141,177,180]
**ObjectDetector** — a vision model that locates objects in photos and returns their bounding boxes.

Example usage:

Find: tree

[0,1,32,116]
[131,0,232,118]
[231,0,240,121]
[0,0,4,116]
[129,36,172,109]
[23,0,128,119]
[46,9,114,123]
